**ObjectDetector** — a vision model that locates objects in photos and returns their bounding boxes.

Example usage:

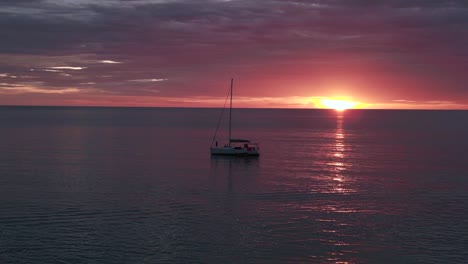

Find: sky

[1,0,468,109]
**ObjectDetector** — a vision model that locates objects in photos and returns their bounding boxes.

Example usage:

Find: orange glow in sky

[319,99,359,111]
[1,1,468,109]
[306,97,363,110]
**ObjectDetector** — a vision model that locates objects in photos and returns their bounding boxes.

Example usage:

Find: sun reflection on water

[313,112,362,262]
[325,112,357,195]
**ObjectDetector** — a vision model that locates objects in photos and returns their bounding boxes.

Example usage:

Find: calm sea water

[1,106,467,263]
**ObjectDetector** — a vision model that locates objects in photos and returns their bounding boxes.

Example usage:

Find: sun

[320,99,359,111]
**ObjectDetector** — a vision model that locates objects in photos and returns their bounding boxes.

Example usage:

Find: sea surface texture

[0,107,467,263]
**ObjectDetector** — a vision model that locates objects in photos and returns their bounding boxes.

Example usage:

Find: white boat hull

[210,147,259,156]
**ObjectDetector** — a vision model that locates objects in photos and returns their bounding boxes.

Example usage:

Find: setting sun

[319,99,359,111]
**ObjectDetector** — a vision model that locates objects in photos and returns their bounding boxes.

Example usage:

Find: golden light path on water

[323,111,360,263]
[330,112,350,194]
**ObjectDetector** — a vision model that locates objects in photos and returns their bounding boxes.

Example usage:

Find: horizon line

[0,104,467,111]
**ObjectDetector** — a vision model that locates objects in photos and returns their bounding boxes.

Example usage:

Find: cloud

[48,66,87,70]
[0,84,80,94]
[128,78,168,82]
[370,99,467,109]
[0,73,14,78]
[98,60,122,64]
[0,0,468,107]
[392,99,416,103]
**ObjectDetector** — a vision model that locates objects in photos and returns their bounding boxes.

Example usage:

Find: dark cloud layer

[1,0,468,108]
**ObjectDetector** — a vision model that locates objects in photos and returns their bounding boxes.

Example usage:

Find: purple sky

[1,0,468,108]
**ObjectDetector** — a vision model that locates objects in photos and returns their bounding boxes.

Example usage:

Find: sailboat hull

[210,147,259,156]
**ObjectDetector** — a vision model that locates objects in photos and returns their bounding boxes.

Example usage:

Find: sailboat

[210,79,260,156]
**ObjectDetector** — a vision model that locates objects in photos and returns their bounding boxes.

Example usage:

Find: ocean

[0,106,467,263]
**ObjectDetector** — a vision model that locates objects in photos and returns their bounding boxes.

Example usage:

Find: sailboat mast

[228,78,233,147]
